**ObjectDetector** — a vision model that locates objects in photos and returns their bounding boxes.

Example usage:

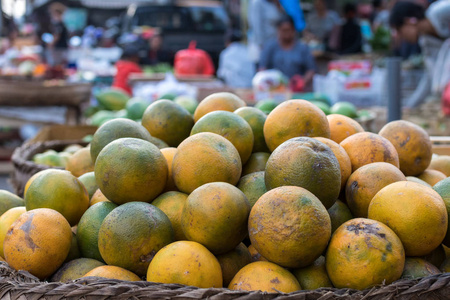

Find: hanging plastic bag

[174,41,215,76]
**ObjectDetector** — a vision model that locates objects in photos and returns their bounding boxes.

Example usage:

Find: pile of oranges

[1,92,450,293]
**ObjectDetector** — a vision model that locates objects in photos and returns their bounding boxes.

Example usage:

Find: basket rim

[0,262,449,299]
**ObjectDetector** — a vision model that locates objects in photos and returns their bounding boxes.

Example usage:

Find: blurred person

[304,0,341,46]
[142,32,172,66]
[247,0,282,63]
[217,30,256,88]
[372,0,390,29]
[112,44,142,95]
[46,2,68,67]
[259,15,316,87]
[390,0,450,107]
[339,3,362,54]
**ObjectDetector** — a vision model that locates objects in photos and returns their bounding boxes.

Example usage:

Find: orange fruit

[418,169,447,186]
[401,258,441,279]
[264,99,330,152]
[327,200,353,234]
[340,132,400,172]
[265,137,340,209]
[147,241,222,288]
[326,218,405,290]
[78,172,98,199]
[191,111,254,164]
[314,137,352,190]
[368,181,448,256]
[292,256,333,290]
[172,132,242,194]
[65,147,94,177]
[228,261,301,292]
[51,258,104,282]
[160,147,177,191]
[152,191,188,241]
[98,202,174,276]
[0,190,24,215]
[90,118,153,163]
[248,244,267,262]
[193,92,246,122]
[24,169,53,197]
[142,100,194,147]
[216,243,252,287]
[433,177,450,246]
[327,114,364,144]
[379,120,432,176]
[83,265,141,281]
[237,171,267,208]
[234,107,270,153]
[4,208,72,279]
[94,138,168,204]
[429,155,450,176]
[0,206,26,257]
[89,189,110,206]
[345,162,406,218]
[76,201,117,262]
[242,152,270,176]
[25,169,89,226]
[181,182,250,254]
[249,186,331,268]
[406,176,432,187]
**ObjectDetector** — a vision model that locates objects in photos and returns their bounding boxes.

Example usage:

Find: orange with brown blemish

[327,114,364,144]
[84,265,141,281]
[4,208,72,280]
[325,218,405,290]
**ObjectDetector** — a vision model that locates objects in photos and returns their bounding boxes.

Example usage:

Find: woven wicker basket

[0,80,92,107]
[10,140,87,197]
[0,262,449,299]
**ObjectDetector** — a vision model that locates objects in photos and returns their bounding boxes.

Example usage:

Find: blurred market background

[0,0,449,192]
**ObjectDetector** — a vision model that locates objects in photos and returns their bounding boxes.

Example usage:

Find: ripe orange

[181,182,250,254]
[160,147,177,191]
[152,191,188,241]
[51,258,104,282]
[327,114,364,144]
[401,258,441,279]
[0,206,26,258]
[25,169,89,226]
[234,107,270,153]
[292,256,333,290]
[340,132,399,172]
[65,147,94,177]
[314,137,352,190]
[193,92,246,122]
[98,202,174,276]
[83,265,141,281]
[264,100,330,152]
[228,261,301,292]
[94,138,168,204]
[242,152,270,176]
[4,208,72,279]
[147,241,222,288]
[249,186,331,268]
[429,155,450,176]
[379,120,432,176]
[172,132,242,194]
[141,100,194,147]
[368,181,448,256]
[191,111,254,164]
[418,169,447,186]
[345,162,406,218]
[265,137,340,209]
[326,218,405,290]
[216,243,252,287]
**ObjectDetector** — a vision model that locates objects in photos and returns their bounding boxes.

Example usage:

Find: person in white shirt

[390,0,450,107]
[304,0,341,46]
[217,31,256,88]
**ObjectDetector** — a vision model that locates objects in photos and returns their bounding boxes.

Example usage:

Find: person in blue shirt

[259,15,316,87]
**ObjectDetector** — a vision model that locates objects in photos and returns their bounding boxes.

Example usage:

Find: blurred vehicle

[120,0,229,68]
